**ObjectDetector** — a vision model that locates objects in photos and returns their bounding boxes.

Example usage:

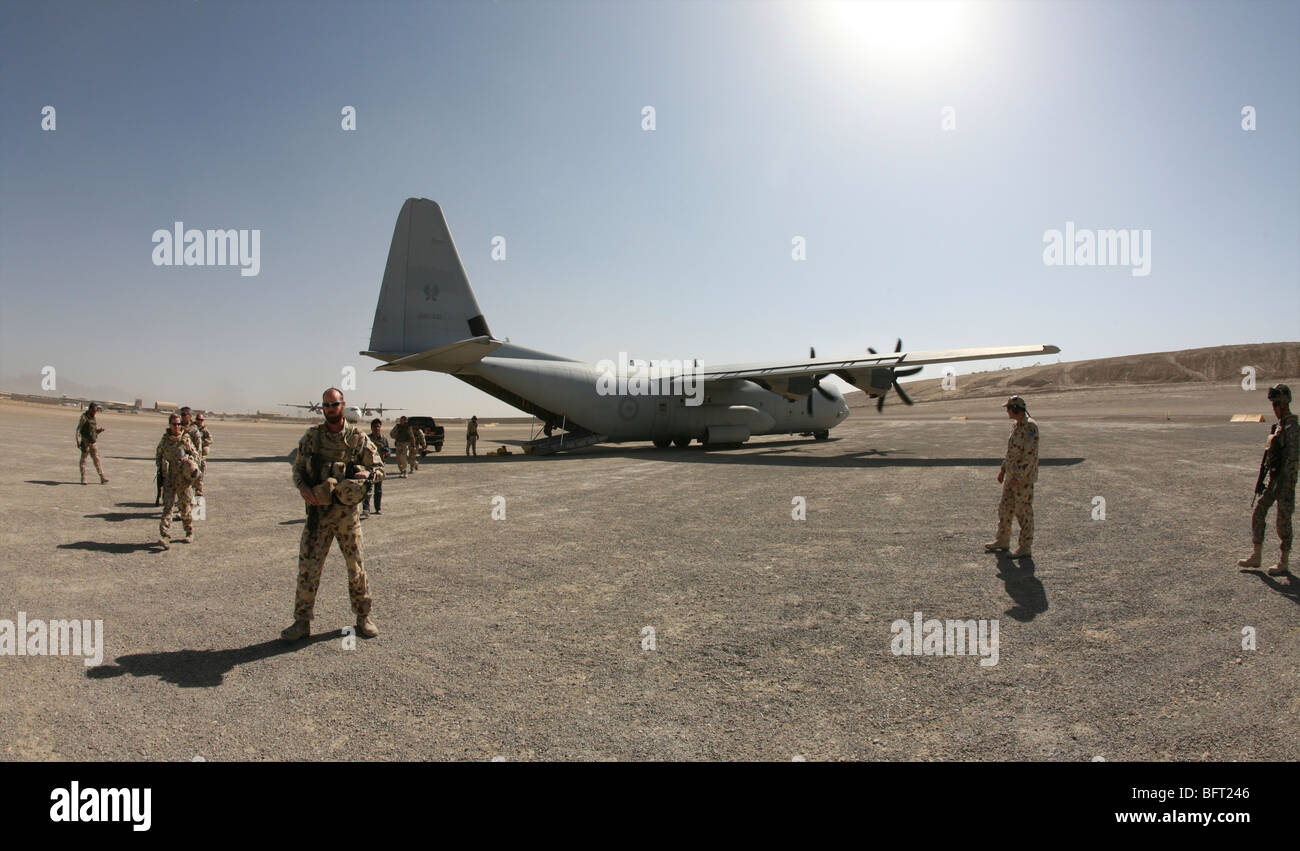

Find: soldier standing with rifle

[1239,384,1298,576]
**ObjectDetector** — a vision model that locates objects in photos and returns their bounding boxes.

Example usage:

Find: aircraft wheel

[813,430,830,440]
[673,437,692,448]
[652,438,672,449]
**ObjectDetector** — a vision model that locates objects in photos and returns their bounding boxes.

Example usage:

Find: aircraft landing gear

[813,430,830,441]
[653,437,672,449]
[673,436,692,448]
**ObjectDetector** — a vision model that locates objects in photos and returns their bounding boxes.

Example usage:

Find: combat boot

[99,476,109,484]
[984,540,1010,553]
[1236,544,1262,570]
[182,530,194,543]
[356,616,379,638]
[280,619,311,641]
[1011,546,1033,558]
[1267,550,1290,577]
[158,536,170,550]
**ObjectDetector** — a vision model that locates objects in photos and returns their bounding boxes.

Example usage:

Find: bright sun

[819,0,971,63]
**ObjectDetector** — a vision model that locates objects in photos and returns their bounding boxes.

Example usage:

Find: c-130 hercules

[362,199,1059,454]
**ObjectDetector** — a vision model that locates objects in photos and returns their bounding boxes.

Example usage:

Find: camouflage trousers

[79,444,104,480]
[193,459,205,497]
[995,481,1034,550]
[466,436,477,456]
[159,478,193,539]
[395,442,412,473]
[294,506,372,622]
[1252,484,1295,552]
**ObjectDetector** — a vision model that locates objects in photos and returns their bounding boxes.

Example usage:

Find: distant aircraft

[280,401,324,414]
[361,199,1059,452]
[358,402,405,417]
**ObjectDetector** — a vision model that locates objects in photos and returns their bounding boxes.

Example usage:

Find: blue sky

[2,0,1296,415]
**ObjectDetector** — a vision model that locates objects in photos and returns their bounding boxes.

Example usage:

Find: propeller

[872,338,922,412]
[807,347,836,415]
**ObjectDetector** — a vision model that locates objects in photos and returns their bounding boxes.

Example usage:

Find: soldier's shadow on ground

[107,456,289,464]
[86,631,344,688]
[85,511,156,522]
[1240,570,1298,606]
[995,555,1049,622]
[57,540,163,553]
[25,480,83,486]
[116,502,158,508]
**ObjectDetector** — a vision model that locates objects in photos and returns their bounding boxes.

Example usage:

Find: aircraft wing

[700,344,1060,397]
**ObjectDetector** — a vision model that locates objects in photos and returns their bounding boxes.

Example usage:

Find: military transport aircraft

[361,199,1059,453]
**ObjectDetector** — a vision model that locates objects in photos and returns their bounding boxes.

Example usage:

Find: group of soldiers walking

[155,407,211,549]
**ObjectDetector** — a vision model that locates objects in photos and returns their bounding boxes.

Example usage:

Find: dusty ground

[1,381,1297,761]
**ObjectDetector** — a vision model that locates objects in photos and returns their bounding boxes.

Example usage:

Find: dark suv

[406,416,445,454]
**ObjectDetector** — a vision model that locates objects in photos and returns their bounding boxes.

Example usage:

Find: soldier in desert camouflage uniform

[390,415,414,478]
[281,388,384,641]
[1238,384,1298,576]
[985,396,1039,559]
[75,403,109,485]
[156,413,200,549]
[179,407,206,499]
[411,422,426,471]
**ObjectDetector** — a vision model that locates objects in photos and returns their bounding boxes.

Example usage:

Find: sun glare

[820,0,971,64]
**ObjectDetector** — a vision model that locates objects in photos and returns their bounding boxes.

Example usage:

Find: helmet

[334,479,366,507]
[1267,384,1292,405]
[1003,395,1027,412]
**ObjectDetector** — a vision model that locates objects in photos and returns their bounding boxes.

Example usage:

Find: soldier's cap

[1267,384,1291,404]
[311,478,338,505]
[334,479,366,507]
[1003,395,1027,411]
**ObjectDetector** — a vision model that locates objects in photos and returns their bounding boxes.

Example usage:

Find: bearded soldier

[156,413,200,549]
[75,402,109,485]
[1239,384,1298,576]
[281,388,384,641]
[985,396,1038,558]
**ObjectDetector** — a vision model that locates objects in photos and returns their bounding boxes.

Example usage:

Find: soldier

[411,422,426,471]
[466,415,479,456]
[194,412,213,497]
[390,415,413,478]
[156,413,200,549]
[179,407,205,499]
[985,396,1038,558]
[362,418,388,516]
[1238,384,1298,576]
[75,402,109,485]
[281,388,384,641]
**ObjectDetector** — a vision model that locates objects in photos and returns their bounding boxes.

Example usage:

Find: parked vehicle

[407,416,445,453]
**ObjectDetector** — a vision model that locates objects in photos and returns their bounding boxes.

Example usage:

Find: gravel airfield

[2,382,1298,762]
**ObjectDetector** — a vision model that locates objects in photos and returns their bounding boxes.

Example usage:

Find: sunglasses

[322,401,344,408]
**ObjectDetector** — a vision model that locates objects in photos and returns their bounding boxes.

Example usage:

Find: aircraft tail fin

[367,198,492,356]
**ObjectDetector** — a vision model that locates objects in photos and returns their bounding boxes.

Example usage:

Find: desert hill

[848,342,1300,407]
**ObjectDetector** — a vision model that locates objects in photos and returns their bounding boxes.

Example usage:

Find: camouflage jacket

[1266,413,1299,492]
[369,432,391,456]
[390,422,413,444]
[1001,416,1039,485]
[292,423,384,491]
[467,420,478,437]
[156,431,198,475]
[413,427,426,448]
[197,425,213,455]
[76,413,99,446]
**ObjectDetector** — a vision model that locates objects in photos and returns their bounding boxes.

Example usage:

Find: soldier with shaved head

[282,388,384,641]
